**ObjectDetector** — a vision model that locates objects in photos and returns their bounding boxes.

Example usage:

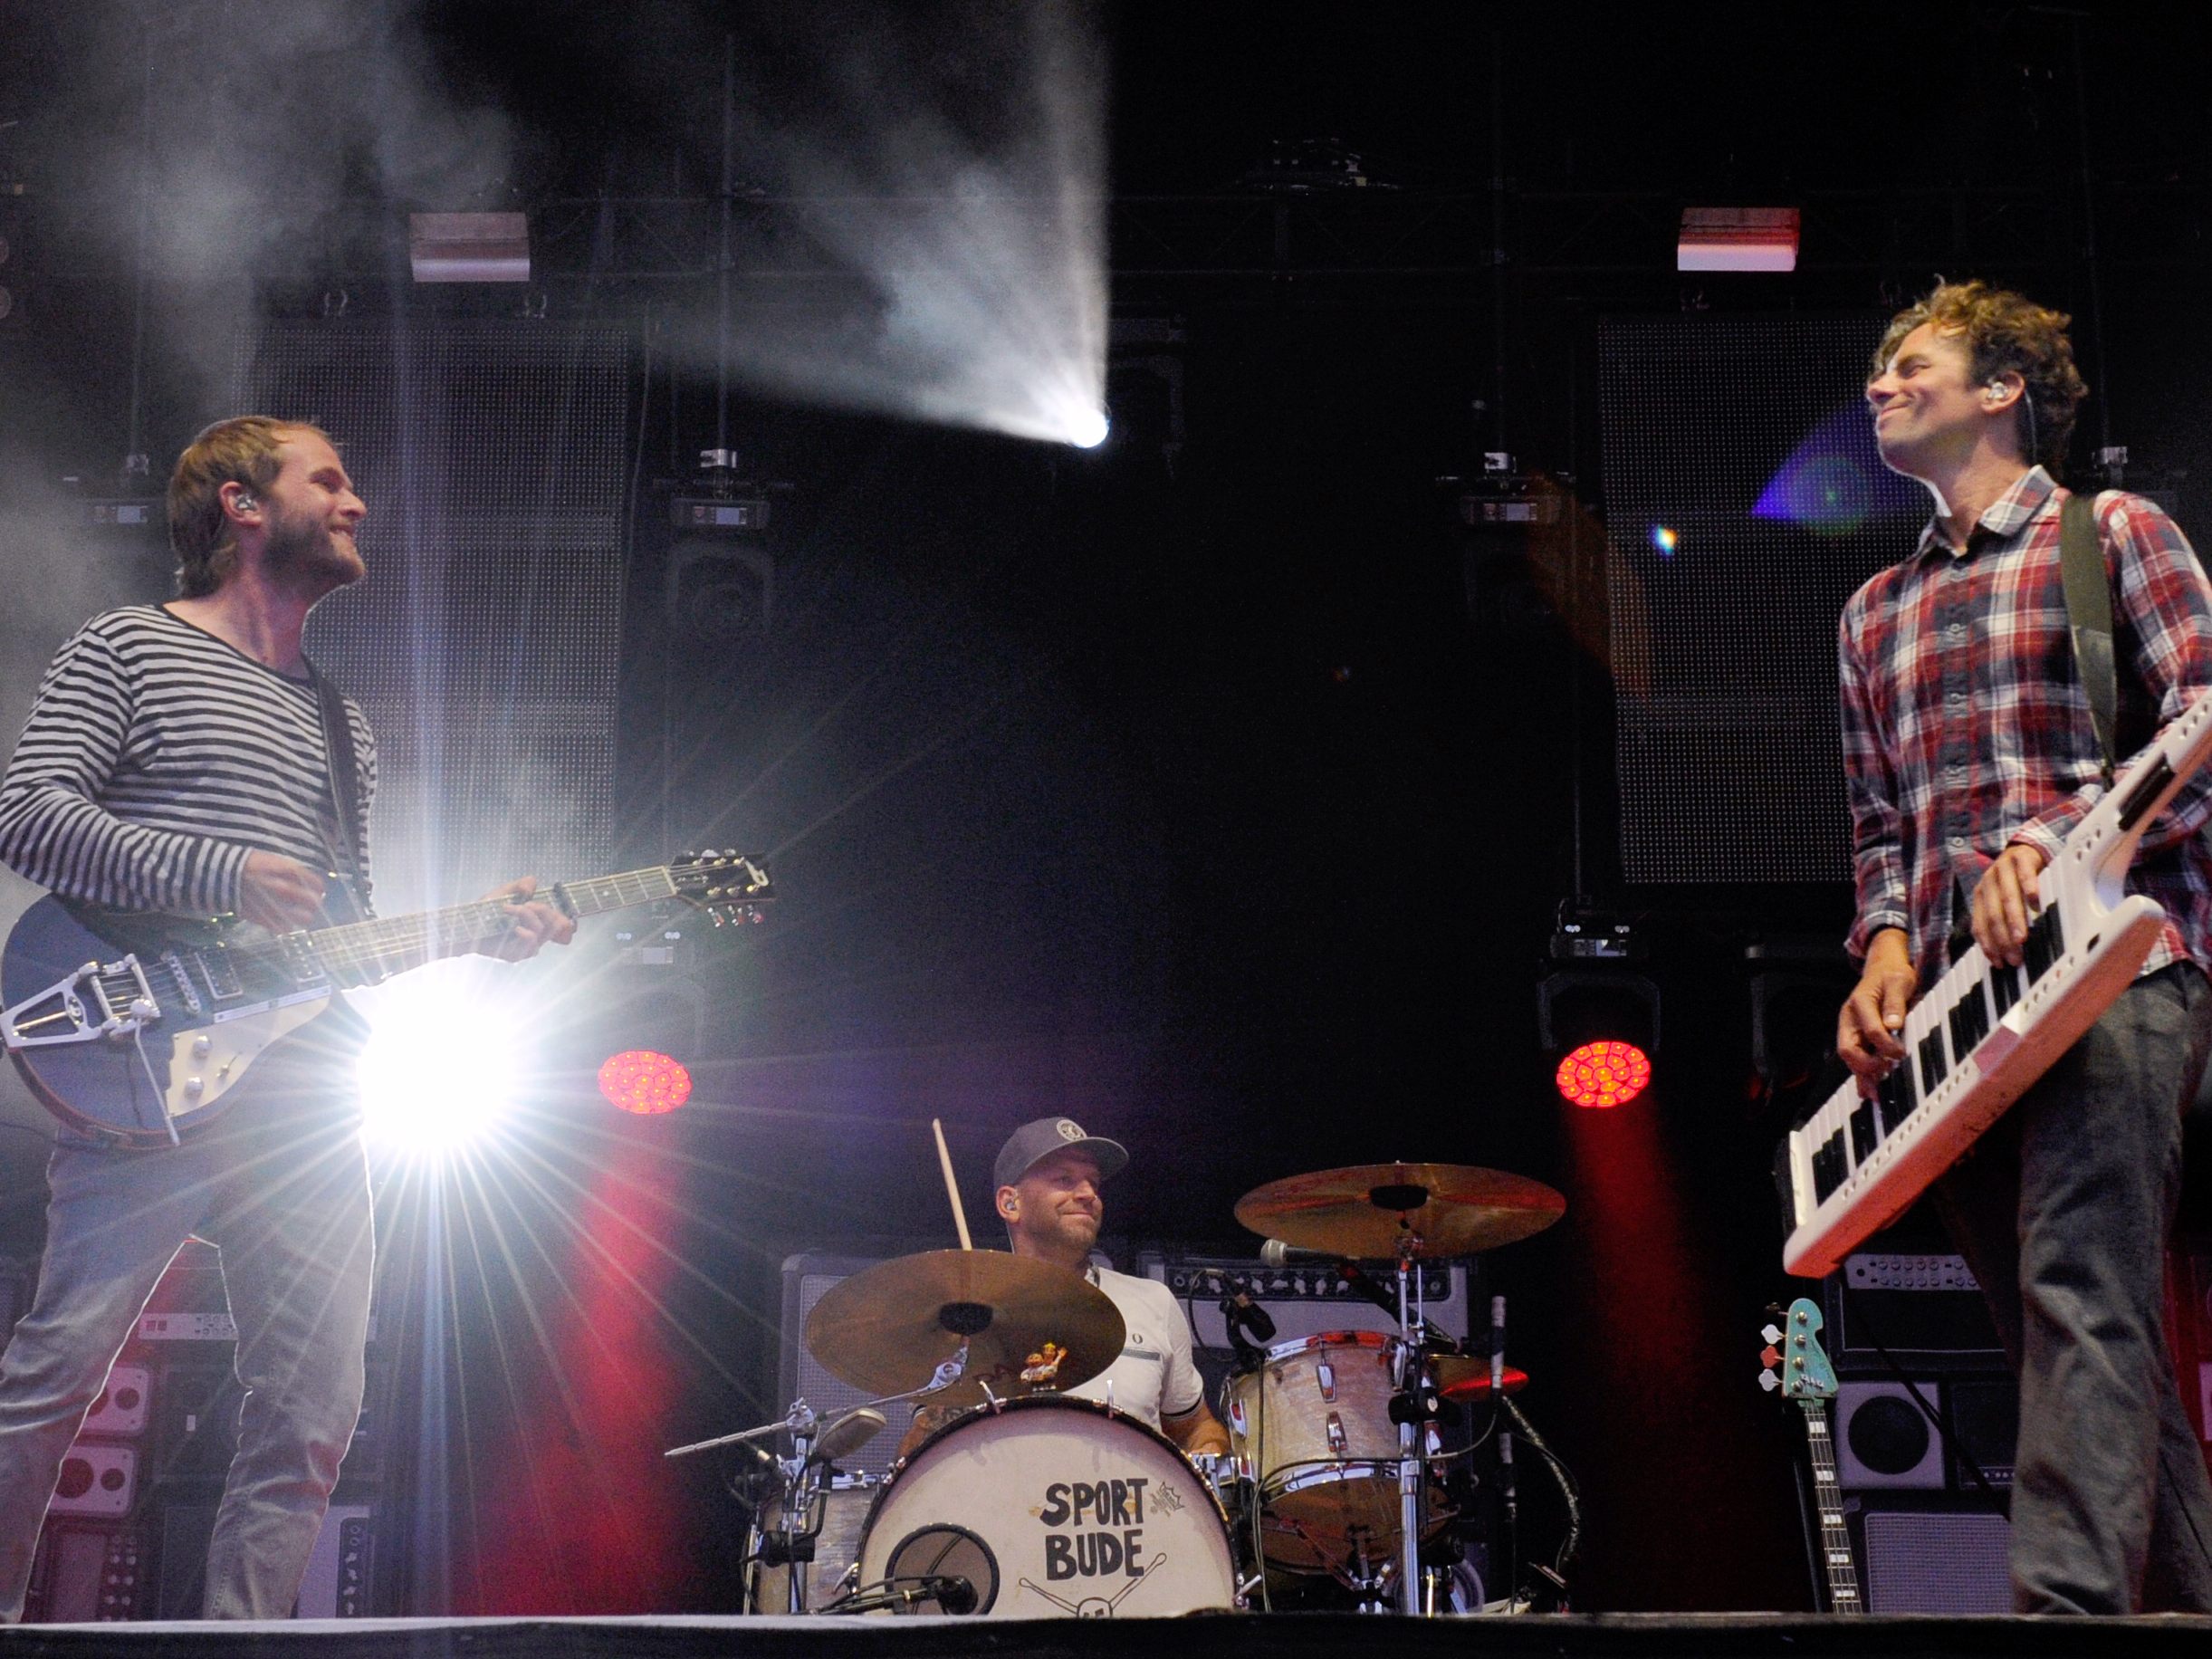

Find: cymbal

[1433,1357,1530,1404]
[803,1249,1126,1410]
[1234,1162,1566,1260]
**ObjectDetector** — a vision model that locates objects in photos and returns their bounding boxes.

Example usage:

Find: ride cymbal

[1235,1162,1566,1260]
[803,1248,1126,1409]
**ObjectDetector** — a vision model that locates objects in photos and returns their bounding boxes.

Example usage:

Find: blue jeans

[0,1022,373,1622]
[1934,963,2212,1613]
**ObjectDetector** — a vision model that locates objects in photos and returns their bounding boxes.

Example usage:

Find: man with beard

[1837,284,2212,1611]
[900,1118,1229,1459]
[0,417,575,1622]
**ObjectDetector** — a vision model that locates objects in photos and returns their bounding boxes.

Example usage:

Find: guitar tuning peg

[1757,1370,1780,1393]
[1760,1323,1782,1345]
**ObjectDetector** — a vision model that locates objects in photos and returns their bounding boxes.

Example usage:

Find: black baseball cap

[992,1117,1130,1192]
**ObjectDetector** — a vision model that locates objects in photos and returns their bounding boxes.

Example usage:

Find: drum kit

[667,1157,1566,1619]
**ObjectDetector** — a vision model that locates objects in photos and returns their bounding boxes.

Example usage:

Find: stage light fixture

[598,1050,693,1116]
[408,211,531,283]
[1556,1040,1652,1109]
[1677,206,1799,273]
[354,964,524,1156]
[1068,408,1110,448]
[1540,909,1661,1108]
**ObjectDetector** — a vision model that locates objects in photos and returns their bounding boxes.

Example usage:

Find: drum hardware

[666,1351,969,1614]
[1234,1162,1566,1616]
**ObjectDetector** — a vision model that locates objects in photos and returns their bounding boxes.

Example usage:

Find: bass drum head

[857,1395,1238,1617]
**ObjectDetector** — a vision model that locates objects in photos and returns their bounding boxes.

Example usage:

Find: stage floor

[4,1614,2211,1659]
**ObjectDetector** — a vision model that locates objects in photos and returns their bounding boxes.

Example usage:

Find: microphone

[1211,1276,1278,1345]
[811,1406,886,1466]
[1490,1294,1506,1396]
[1258,1239,1343,1267]
[931,1575,979,1616]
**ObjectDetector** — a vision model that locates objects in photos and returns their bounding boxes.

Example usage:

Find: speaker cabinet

[49,1443,138,1518]
[1834,1382,1946,1490]
[82,1364,152,1439]
[1853,1502,2011,1613]
[157,1496,378,1619]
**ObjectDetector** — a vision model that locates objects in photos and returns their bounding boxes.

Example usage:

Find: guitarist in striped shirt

[0,417,573,1622]
[1836,283,2212,1612]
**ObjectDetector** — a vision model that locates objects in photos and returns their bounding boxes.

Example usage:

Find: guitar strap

[310,666,369,907]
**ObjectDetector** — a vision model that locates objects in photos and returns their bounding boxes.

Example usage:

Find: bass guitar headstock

[1758,1296,1840,1405]
[667,849,773,927]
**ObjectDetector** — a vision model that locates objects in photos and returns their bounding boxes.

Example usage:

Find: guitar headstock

[1758,1296,1840,1405]
[668,849,774,926]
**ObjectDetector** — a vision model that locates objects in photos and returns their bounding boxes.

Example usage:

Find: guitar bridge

[2,954,160,1050]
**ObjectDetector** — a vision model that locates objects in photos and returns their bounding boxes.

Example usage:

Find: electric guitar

[0,850,771,1144]
[1758,1297,1861,1616]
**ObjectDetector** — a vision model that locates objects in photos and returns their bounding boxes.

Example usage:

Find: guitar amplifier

[778,1248,939,1484]
[24,1522,148,1622]
[1137,1250,1473,1348]
[1820,1252,2005,1373]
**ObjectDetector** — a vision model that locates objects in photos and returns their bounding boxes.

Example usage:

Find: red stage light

[598,1050,693,1115]
[1556,1040,1652,1108]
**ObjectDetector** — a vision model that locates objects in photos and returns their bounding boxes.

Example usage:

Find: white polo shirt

[1063,1265,1205,1429]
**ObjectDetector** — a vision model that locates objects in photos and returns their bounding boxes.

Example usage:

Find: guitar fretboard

[239,867,685,986]
[1799,1404,1862,1614]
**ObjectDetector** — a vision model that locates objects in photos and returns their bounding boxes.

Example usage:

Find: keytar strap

[2058,490,2119,789]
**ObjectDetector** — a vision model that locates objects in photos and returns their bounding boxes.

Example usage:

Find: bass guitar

[1,850,770,1144]
[1759,1297,1861,1615]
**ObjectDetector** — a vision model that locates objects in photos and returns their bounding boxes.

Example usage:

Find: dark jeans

[1933,962,2212,1613]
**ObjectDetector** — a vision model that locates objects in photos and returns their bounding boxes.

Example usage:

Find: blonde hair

[1872,281,2089,476]
[167,417,333,597]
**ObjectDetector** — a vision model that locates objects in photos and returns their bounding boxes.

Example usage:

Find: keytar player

[904,1117,1230,1457]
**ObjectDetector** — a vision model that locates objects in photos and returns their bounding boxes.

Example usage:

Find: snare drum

[855,1395,1240,1616]
[1224,1329,1451,1572]
[746,1474,876,1613]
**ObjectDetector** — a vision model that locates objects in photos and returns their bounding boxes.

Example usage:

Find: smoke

[70,1,514,412]
[685,0,1111,447]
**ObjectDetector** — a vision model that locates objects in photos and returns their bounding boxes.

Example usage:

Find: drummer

[902,1117,1230,1458]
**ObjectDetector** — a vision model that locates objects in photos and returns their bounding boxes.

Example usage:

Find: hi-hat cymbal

[1432,1357,1531,1403]
[803,1249,1126,1410]
[1235,1162,1566,1260]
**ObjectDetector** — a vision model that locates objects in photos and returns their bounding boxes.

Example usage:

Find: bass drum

[855,1395,1240,1617]
[745,1475,876,1612]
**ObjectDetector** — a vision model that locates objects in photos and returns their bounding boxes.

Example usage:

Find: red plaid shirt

[1840,466,2212,985]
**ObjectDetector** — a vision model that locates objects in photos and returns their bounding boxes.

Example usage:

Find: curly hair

[167,416,333,598]
[1871,282,2089,477]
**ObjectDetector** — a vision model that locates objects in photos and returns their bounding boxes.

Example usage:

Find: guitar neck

[1798,1400,1863,1615]
[293,867,682,983]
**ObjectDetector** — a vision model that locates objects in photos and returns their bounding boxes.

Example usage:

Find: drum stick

[932,1118,974,1251]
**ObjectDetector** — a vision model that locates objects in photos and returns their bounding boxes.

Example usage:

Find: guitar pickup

[2,954,158,1050]
[196,949,244,1002]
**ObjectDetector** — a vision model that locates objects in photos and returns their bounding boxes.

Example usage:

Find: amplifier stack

[20,1242,393,1622]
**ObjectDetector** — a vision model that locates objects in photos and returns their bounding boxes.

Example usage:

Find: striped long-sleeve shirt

[1839,466,2212,986]
[0,605,375,918]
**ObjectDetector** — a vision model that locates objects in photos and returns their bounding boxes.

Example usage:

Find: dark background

[1,0,2209,1617]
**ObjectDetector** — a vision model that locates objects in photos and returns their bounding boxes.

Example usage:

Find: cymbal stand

[1392,1241,1423,1617]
